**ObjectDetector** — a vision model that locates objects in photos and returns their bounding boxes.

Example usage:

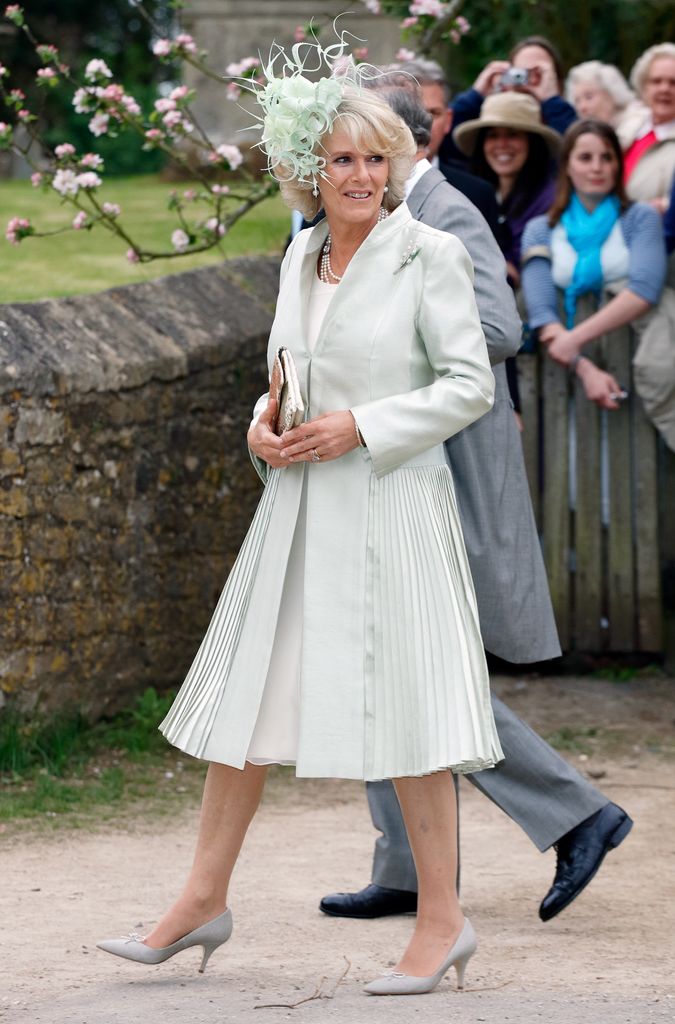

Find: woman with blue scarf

[522,119,666,408]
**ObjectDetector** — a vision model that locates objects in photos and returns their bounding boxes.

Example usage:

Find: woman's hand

[518,60,558,102]
[279,411,360,464]
[576,359,624,411]
[473,60,510,96]
[247,396,287,469]
[648,195,669,216]
[541,325,584,366]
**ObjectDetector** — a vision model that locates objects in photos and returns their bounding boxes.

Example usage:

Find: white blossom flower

[52,168,79,196]
[214,143,243,169]
[155,97,176,114]
[102,202,121,217]
[72,211,88,230]
[75,171,102,189]
[396,47,417,62]
[54,142,76,159]
[152,39,172,58]
[171,229,190,252]
[84,59,113,81]
[73,87,96,114]
[205,217,225,237]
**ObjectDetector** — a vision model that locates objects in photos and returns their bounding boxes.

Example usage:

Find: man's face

[421,82,452,159]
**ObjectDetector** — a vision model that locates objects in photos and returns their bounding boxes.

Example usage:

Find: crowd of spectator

[393,40,675,446]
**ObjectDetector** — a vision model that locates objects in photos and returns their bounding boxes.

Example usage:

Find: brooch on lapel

[394,239,422,274]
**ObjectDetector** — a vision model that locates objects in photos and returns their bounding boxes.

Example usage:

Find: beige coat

[618,106,675,204]
[160,203,503,780]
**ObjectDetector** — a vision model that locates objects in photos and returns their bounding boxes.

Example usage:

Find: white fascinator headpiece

[240,26,380,195]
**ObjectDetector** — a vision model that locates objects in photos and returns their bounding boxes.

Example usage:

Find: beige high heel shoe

[364,918,477,996]
[97,908,232,973]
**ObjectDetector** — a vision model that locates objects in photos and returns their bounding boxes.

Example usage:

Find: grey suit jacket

[407,168,560,662]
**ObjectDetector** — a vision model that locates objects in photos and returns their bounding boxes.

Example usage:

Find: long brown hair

[547,119,631,226]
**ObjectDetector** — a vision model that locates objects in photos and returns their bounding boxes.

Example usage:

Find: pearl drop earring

[383,185,389,193]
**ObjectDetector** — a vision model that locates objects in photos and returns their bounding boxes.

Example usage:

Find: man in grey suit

[320,83,632,924]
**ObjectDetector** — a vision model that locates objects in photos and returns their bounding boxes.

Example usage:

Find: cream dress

[246,274,336,764]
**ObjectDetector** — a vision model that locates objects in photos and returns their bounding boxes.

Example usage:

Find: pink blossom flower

[213,143,243,170]
[36,67,56,80]
[80,152,103,169]
[101,83,124,103]
[72,211,88,230]
[37,44,58,62]
[396,47,417,62]
[162,109,184,129]
[121,93,141,116]
[170,85,189,101]
[31,171,43,187]
[52,168,79,195]
[175,33,197,54]
[226,83,241,102]
[225,56,259,78]
[144,128,163,142]
[17,109,31,121]
[155,97,176,114]
[9,88,25,102]
[171,229,190,252]
[85,59,112,81]
[354,47,369,61]
[211,184,230,195]
[0,122,12,142]
[126,248,140,263]
[205,217,225,237]
[6,216,32,245]
[294,26,306,43]
[402,17,419,28]
[102,202,121,217]
[152,39,172,58]
[361,0,381,12]
[449,29,460,44]
[55,143,76,159]
[455,16,470,33]
[89,112,110,137]
[4,6,24,27]
[183,189,196,201]
[0,63,7,77]
[76,171,102,189]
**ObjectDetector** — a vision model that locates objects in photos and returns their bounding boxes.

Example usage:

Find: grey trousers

[369,694,608,893]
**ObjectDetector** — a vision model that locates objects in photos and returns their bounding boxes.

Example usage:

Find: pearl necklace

[319,206,389,284]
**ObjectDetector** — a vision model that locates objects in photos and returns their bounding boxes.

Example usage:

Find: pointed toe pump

[97,908,233,973]
[364,918,477,996]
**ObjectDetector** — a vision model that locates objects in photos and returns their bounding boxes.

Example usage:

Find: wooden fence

[518,294,675,655]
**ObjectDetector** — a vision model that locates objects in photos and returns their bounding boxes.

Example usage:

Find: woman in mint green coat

[98,68,503,998]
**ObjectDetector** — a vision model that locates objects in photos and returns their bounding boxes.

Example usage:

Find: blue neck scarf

[560,192,621,327]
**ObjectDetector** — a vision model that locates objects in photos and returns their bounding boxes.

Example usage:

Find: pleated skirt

[160,457,503,780]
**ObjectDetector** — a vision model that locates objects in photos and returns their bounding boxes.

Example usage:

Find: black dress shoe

[319,883,418,919]
[539,802,633,922]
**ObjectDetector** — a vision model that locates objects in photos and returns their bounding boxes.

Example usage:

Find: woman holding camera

[443,36,577,167]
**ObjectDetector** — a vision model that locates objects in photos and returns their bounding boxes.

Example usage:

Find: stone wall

[0,258,281,719]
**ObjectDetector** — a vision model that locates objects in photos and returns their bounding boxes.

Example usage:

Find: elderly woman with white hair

[95,37,502,999]
[620,42,675,211]
[566,60,647,137]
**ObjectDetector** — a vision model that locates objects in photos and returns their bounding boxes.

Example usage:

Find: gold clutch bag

[270,347,305,436]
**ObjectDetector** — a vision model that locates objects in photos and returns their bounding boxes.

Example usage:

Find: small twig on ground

[254,956,351,1010]
[462,978,514,993]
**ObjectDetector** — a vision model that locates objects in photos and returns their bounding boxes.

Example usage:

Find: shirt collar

[642,116,675,141]
[405,157,433,199]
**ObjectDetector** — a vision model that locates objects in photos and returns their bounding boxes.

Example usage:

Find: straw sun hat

[453,92,562,157]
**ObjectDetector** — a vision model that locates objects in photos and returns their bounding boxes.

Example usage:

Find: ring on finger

[311,448,321,463]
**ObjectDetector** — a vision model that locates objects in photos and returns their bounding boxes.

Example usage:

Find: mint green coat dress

[160,203,504,780]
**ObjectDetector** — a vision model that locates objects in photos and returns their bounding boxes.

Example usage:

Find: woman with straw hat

[453,91,561,287]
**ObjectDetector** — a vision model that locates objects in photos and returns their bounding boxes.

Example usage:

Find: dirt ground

[2,674,675,1024]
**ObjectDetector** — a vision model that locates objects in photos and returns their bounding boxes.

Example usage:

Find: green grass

[1,176,290,302]
[0,688,207,829]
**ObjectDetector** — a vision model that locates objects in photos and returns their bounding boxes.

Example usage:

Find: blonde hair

[278,89,415,221]
[630,43,675,99]
[566,61,635,112]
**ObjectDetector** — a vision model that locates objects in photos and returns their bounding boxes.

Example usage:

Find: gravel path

[3,738,674,1024]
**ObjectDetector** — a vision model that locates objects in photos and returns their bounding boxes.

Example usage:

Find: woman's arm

[546,289,652,364]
